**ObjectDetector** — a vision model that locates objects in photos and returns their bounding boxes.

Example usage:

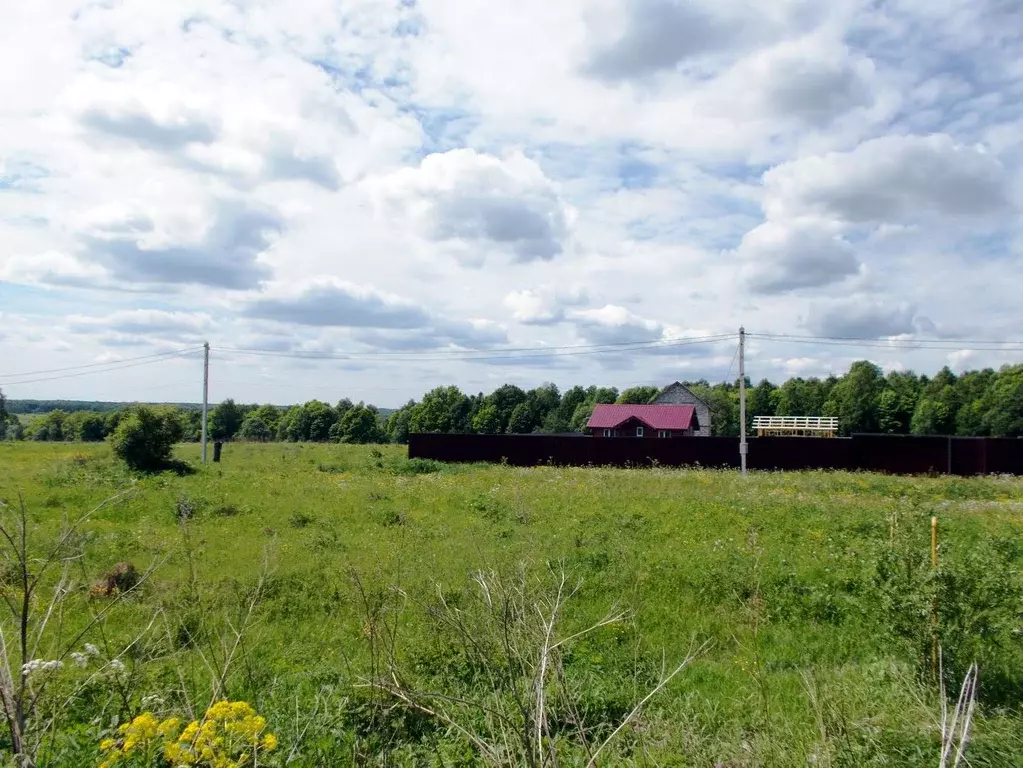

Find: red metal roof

[586,404,696,431]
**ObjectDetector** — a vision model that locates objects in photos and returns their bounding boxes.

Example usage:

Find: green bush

[110,406,184,471]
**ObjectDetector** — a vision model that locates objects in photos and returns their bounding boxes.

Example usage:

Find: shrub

[110,406,184,471]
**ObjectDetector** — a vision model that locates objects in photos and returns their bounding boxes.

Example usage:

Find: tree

[878,390,902,434]
[749,379,777,423]
[485,385,527,433]
[826,361,884,434]
[877,371,920,434]
[306,401,338,441]
[111,406,184,471]
[472,402,501,434]
[238,415,273,441]
[982,364,1023,437]
[409,387,471,433]
[73,412,108,441]
[335,403,386,444]
[523,383,560,432]
[29,410,68,441]
[616,386,659,404]
[386,401,416,443]
[249,404,283,432]
[506,402,535,434]
[954,369,995,436]
[0,389,8,440]
[911,398,952,435]
[569,402,595,432]
[210,399,244,441]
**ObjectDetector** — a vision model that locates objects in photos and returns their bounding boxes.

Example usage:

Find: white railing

[752,416,839,436]
[752,416,839,429]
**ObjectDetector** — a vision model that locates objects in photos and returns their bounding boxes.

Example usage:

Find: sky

[1,0,1022,407]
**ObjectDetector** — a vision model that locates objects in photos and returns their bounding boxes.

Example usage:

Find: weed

[289,511,316,528]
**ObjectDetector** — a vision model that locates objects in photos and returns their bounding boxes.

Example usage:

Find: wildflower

[21,659,62,676]
[107,659,126,674]
[84,642,101,656]
[71,652,88,668]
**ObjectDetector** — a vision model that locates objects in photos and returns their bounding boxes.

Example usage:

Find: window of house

[603,428,612,437]
[636,426,644,437]
[658,430,669,438]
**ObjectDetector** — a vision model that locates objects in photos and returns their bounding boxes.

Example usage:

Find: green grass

[1,441,1022,766]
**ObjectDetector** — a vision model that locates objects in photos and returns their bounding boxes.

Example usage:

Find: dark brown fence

[408,433,1023,476]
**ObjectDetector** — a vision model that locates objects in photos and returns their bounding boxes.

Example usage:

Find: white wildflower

[71,652,89,668]
[107,659,125,674]
[84,643,100,657]
[22,659,62,676]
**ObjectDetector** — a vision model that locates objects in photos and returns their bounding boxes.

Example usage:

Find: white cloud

[738,221,861,293]
[762,134,1011,223]
[582,0,824,82]
[243,278,430,329]
[804,297,919,338]
[373,149,572,264]
[503,285,588,325]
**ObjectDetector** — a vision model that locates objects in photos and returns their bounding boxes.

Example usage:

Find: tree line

[1,360,1021,444]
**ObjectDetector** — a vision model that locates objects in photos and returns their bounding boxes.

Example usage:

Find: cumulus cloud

[503,285,589,324]
[715,38,875,125]
[583,0,821,81]
[0,251,109,288]
[80,201,280,289]
[373,149,571,263]
[67,309,212,336]
[243,278,510,353]
[571,304,663,345]
[804,298,918,338]
[354,319,507,351]
[81,99,220,151]
[244,279,430,329]
[739,221,861,293]
[763,134,1011,223]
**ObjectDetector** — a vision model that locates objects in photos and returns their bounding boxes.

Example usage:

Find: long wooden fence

[408,433,1023,476]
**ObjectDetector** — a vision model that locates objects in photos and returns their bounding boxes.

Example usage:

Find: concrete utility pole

[739,326,747,476]
[201,341,209,464]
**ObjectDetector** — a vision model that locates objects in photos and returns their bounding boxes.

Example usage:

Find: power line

[0,349,204,387]
[749,331,1023,345]
[723,341,740,384]
[213,334,736,364]
[0,346,206,380]
[748,333,1023,351]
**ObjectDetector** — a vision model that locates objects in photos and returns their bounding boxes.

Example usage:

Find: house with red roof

[585,404,701,438]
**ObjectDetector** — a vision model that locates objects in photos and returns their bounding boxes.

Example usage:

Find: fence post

[931,515,939,679]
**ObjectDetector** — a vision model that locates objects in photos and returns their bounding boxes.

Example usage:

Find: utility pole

[738,326,747,476]
[201,341,209,464]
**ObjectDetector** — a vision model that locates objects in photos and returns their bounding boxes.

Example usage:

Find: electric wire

[0,346,206,380]
[747,333,1023,352]
[213,333,737,364]
[0,349,204,387]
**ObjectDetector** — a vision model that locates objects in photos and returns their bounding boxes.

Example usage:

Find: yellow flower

[99,738,117,752]
[261,732,278,751]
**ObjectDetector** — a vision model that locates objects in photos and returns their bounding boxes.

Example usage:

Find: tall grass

[0,440,1020,765]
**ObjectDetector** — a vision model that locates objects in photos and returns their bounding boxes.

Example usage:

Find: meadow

[1,440,1021,766]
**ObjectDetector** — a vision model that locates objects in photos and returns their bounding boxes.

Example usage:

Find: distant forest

[2,360,1021,444]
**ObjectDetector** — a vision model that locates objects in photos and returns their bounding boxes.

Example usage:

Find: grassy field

[1,441,1021,766]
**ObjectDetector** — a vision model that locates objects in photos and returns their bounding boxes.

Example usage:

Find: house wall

[589,424,689,438]
[652,384,712,436]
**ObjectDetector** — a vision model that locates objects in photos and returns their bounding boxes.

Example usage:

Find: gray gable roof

[651,381,711,408]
